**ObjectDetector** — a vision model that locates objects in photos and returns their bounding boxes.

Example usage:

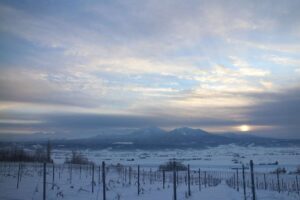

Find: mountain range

[2,126,298,150]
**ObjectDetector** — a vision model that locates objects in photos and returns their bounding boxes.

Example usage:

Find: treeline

[0,141,52,163]
[65,151,93,165]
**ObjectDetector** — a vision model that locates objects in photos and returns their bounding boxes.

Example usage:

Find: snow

[1,145,300,199]
[51,145,300,172]
[0,161,299,200]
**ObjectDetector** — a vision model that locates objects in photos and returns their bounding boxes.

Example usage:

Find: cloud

[0,111,242,133]
[245,87,300,126]
[0,0,300,138]
[0,68,110,107]
[241,87,300,138]
[264,55,300,67]
[229,56,270,77]
[0,86,299,138]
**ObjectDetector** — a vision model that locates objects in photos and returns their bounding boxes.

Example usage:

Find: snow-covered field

[1,145,300,200]
[52,144,300,172]
[0,162,299,200]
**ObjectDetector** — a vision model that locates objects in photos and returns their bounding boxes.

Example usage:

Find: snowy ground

[0,161,299,200]
[51,144,300,172]
[1,145,300,199]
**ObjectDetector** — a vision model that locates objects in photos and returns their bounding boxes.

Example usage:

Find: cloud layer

[0,0,300,138]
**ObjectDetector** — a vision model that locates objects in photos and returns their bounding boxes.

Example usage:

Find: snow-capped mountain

[1,127,299,149]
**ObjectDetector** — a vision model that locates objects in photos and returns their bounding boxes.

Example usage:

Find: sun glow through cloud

[239,125,251,132]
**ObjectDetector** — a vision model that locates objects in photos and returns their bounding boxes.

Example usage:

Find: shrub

[271,167,287,174]
[65,151,92,165]
[159,160,187,171]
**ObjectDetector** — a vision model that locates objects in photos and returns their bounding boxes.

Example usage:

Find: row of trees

[0,140,94,165]
[0,140,53,163]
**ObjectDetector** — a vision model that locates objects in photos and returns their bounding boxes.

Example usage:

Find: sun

[239,125,251,132]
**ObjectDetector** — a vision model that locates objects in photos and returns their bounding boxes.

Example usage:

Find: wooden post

[43,163,46,200]
[296,176,299,195]
[242,165,246,200]
[138,165,140,195]
[173,161,177,200]
[204,171,207,187]
[276,169,280,193]
[102,162,106,200]
[69,164,72,184]
[264,173,267,190]
[176,169,179,185]
[250,160,256,200]
[191,174,194,185]
[16,163,21,189]
[236,168,239,192]
[149,168,152,184]
[233,174,236,189]
[92,164,95,193]
[19,163,23,183]
[188,164,191,196]
[98,165,101,184]
[59,166,61,180]
[79,164,81,179]
[125,167,127,183]
[52,164,55,190]
[209,174,211,186]
[163,170,165,189]
[199,169,201,191]
[129,167,132,185]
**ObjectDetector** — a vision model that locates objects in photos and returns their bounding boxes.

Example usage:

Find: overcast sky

[0,0,300,138]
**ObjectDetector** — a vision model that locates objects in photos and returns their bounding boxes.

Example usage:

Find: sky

[0,0,300,139]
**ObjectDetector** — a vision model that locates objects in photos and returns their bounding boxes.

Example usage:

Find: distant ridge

[1,126,299,149]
